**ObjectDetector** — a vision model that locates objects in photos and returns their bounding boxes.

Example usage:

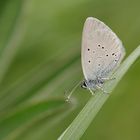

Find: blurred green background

[0,0,140,140]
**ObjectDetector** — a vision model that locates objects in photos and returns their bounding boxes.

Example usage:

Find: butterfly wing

[81,17,125,81]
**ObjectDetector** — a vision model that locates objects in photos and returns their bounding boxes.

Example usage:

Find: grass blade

[58,45,140,140]
[0,0,30,84]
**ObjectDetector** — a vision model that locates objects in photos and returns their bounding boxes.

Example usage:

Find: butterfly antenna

[66,81,82,102]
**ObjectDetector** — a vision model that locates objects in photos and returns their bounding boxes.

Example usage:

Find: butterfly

[66,17,125,101]
[81,17,125,94]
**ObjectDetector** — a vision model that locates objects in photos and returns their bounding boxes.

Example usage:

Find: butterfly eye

[81,81,87,89]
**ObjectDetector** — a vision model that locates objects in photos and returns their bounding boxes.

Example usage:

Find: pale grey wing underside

[81,17,125,81]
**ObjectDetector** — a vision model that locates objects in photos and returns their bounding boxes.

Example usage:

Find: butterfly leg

[88,88,95,95]
[95,85,109,94]
[101,77,116,81]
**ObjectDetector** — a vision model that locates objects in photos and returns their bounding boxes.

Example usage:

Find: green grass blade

[0,0,30,84]
[58,45,140,140]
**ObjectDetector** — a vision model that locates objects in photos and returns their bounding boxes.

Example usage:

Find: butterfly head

[81,78,104,90]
